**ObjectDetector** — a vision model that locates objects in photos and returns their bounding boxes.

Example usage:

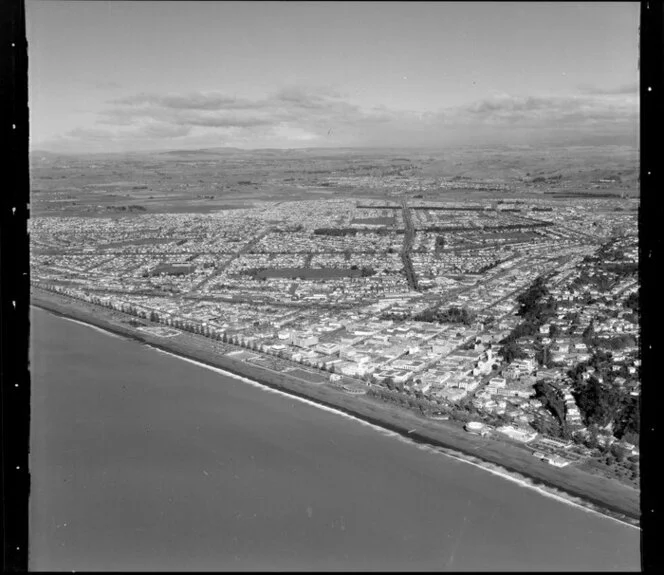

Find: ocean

[29,307,640,571]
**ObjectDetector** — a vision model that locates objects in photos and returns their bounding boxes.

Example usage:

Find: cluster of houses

[31,197,640,472]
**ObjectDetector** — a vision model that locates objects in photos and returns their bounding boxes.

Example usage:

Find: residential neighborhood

[30,196,640,483]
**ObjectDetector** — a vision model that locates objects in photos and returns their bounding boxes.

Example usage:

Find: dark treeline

[547,192,622,199]
[421,222,552,233]
[105,204,147,212]
[413,305,476,325]
[313,227,394,236]
[532,380,569,438]
[623,290,639,313]
[499,276,557,360]
[408,206,486,211]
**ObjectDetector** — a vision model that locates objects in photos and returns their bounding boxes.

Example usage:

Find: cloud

[66,127,117,141]
[99,86,389,141]
[63,122,192,146]
[49,84,638,152]
[141,123,192,138]
[111,92,262,111]
[446,93,637,128]
[175,113,275,129]
[272,86,344,109]
[577,82,639,96]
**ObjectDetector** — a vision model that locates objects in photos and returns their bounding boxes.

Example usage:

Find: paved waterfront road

[29,307,640,571]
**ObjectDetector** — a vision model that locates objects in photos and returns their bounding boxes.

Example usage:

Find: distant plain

[29,145,638,217]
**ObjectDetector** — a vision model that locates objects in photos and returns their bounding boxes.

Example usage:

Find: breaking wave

[148,346,639,531]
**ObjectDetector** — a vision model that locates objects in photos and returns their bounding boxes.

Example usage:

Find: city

[30,193,640,485]
[22,1,643,570]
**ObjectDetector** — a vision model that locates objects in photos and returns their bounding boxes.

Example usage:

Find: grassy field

[255,267,367,279]
[286,367,329,384]
[350,217,395,226]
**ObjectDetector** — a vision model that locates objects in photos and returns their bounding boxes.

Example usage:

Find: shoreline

[145,346,641,531]
[30,290,640,527]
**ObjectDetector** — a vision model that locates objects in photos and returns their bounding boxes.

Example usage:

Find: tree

[623,290,639,313]
[615,396,640,439]
[574,376,622,428]
[535,346,552,367]
[360,266,376,277]
[449,409,471,423]
[500,340,528,363]
[582,321,596,346]
[610,443,628,462]
[517,276,550,319]
[530,416,563,438]
[534,380,567,429]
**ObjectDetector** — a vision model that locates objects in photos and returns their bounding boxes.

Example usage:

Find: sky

[27,1,639,153]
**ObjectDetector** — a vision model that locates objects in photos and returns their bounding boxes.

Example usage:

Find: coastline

[30,289,640,527]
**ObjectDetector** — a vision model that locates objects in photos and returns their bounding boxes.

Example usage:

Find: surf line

[33,306,126,340]
[148,345,639,531]
[31,307,639,531]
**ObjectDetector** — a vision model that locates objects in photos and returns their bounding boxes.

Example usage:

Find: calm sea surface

[29,307,640,571]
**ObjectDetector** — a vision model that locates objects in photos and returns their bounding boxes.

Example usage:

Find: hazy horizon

[28,1,639,154]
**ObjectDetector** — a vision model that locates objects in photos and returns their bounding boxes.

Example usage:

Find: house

[375,368,412,384]
[616,441,639,456]
[337,361,371,377]
[546,455,571,467]
[496,425,538,443]
[497,386,533,399]
[536,368,562,381]
[512,358,536,373]
[456,378,480,392]
[292,333,319,348]
[420,371,452,387]
[535,436,573,450]
[394,358,428,372]
[449,349,483,364]
[315,342,340,355]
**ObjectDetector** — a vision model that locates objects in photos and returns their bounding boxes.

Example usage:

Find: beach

[29,306,640,570]
[29,288,641,525]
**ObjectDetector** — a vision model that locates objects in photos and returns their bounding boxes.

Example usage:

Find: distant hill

[29,144,638,191]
